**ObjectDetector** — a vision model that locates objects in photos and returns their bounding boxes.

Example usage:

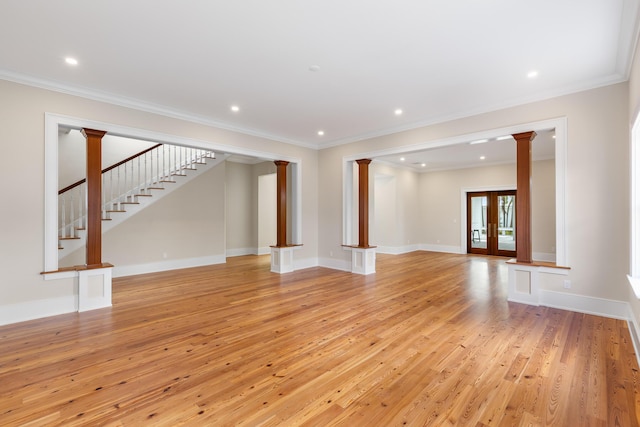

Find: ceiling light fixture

[400,157,405,161]
[230,105,240,112]
[470,139,488,145]
[421,163,426,167]
[317,130,324,136]
[394,109,403,116]
[65,57,78,66]
[496,135,513,141]
[480,156,486,160]
[309,65,321,72]
[527,70,539,78]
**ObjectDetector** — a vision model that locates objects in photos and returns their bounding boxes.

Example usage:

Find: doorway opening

[467,190,516,257]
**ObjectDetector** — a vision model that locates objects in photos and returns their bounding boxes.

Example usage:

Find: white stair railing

[58,144,215,248]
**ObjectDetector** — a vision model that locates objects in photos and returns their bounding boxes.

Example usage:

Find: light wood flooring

[1,252,639,426]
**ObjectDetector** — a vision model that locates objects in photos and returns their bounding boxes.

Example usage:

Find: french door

[467,190,516,257]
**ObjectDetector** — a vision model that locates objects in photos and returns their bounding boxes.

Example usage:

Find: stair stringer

[58,153,230,261]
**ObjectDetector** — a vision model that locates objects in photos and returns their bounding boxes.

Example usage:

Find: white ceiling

[1,1,638,163]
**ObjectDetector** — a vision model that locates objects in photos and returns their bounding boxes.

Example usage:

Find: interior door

[467,191,516,257]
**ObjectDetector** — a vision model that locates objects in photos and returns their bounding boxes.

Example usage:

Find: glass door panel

[469,194,487,251]
[497,194,516,253]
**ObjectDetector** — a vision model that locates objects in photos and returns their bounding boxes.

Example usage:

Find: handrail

[58,144,162,195]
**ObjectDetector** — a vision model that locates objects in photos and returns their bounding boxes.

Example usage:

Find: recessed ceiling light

[400,157,405,161]
[552,135,556,139]
[230,105,240,112]
[394,109,403,116]
[309,65,321,72]
[527,70,539,78]
[317,130,324,136]
[496,135,513,141]
[480,156,486,160]
[421,163,426,167]
[65,57,78,66]
[470,139,488,145]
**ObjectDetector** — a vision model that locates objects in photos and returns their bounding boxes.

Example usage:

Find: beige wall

[225,161,254,251]
[370,162,420,249]
[318,83,629,301]
[419,159,555,257]
[0,79,318,320]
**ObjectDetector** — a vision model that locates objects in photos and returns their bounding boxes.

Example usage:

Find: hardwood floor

[1,252,639,426]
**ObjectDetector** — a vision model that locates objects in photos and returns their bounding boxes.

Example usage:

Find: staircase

[58,144,228,260]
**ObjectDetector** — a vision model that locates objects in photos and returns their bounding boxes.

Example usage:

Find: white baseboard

[293,257,319,271]
[257,246,271,256]
[419,244,463,254]
[318,257,351,272]
[226,247,258,257]
[376,244,421,255]
[627,305,640,368]
[112,255,226,278]
[0,296,77,326]
[539,289,630,320]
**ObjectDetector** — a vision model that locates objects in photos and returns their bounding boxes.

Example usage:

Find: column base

[506,260,539,306]
[78,265,113,312]
[271,246,295,274]
[351,247,376,275]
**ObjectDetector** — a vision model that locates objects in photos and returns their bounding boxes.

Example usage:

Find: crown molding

[0,70,319,150]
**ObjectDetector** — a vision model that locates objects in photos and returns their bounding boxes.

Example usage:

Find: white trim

[44,113,303,274]
[627,305,640,368]
[318,257,352,272]
[226,247,258,257]
[375,244,421,255]
[628,275,640,299]
[293,256,319,271]
[111,255,225,278]
[342,117,568,269]
[539,290,630,320]
[419,244,463,254]
[343,160,354,245]
[0,296,77,326]
[1,70,314,149]
[257,246,272,256]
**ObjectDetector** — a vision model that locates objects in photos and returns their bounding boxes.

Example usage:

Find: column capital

[356,158,372,166]
[274,160,290,167]
[81,128,107,139]
[512,131,537,142]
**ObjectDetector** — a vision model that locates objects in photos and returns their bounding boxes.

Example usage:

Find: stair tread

[106,210,126,213]
[160,180,176,183]
[121,202,140,205]
[135,194,153,197]
[59,236,80,240]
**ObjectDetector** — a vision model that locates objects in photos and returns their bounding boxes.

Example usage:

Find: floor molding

[112,255,226,278]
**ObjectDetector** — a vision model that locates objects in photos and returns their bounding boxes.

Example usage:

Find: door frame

[460,185,515,254]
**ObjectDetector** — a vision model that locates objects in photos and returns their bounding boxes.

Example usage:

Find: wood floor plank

[0,252,639,426]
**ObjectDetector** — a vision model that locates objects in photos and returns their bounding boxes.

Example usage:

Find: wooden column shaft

[513,131,536,264]
[356,159,372,248]
[82,128,107,266]
[274,160,289,247]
